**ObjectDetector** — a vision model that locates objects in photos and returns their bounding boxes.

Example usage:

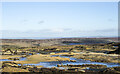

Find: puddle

[65,43,97,45]
[0,59,12,61]
[1,53,119,68]
[19,57,26,61]
[23,55,120,68]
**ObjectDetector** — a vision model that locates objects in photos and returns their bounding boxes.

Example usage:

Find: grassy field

[0,38,120,73]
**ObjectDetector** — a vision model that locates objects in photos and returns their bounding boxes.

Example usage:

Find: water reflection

[24,55,120,68]
[0,59,12,61]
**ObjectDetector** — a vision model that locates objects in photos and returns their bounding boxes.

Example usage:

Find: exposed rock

[8,58,20,61]
[107,45,120,54]
[70,60,76,62]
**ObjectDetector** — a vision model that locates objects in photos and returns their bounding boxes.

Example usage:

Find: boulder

[70,60,76,62]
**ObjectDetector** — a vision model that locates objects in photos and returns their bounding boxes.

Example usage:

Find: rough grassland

[14,54,70,64]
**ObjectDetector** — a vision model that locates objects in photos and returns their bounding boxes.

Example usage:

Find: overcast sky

[2,2,118,38]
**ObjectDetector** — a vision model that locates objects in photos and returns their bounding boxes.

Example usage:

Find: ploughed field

[0,38,120,73]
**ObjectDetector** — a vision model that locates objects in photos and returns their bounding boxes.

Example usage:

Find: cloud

[20,19,29,25]
[38,20,44,24]
[1,28,118,38]
[20,20,45,25]
[95,29,117,32]
[107,19,114,22]
[21,19,28,23]
[49,28,73,33]
[50,28,65,33]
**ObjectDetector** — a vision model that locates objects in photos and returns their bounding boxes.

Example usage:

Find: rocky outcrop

[107,45,120,54]
[8,58,20,61]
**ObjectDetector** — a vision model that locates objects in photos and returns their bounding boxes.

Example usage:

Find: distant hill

[0,37,119,47]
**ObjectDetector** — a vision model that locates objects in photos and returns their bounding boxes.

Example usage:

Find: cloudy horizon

[2,2,118,38]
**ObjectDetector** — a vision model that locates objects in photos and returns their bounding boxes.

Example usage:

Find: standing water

[24,55,120,68]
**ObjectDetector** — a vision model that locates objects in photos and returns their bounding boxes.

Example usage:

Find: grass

[14,54,70,64]
[2,66,29,72]
[1,55,25,59]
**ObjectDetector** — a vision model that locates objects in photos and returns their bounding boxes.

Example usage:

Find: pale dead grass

[36,65,43,68]
[26,54,70,62]
[101,49,114,51]
[52,52,79,55]
[14,54,70,64]
[2,66,29,72]
[1,55,25,59]
[71,52,120,63]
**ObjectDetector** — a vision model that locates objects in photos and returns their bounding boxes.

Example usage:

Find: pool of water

[65,43,99,45]
[1,53,119,68]
[19,57,26,61]
[67,43,87,45]
[23,55,120,68]
[0,59,12,61]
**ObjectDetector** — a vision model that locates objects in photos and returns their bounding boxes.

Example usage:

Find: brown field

[0,38,120,73]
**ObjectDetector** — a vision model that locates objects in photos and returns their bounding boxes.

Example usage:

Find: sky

[1,2,118,38]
